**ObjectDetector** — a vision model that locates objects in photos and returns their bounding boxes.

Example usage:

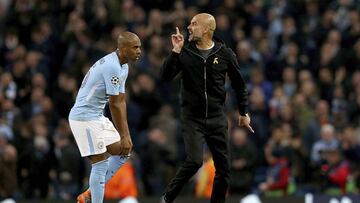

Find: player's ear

[118,47,126,54]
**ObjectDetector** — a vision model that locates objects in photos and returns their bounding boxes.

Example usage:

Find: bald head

[194,13,216,33]
[188,13,216,44]
[116,32,141,64]
[117,32,140,50]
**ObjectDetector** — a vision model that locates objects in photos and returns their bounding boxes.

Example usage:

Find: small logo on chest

[213,57,219,64]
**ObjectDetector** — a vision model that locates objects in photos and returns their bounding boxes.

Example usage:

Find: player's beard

[189,34,200,43]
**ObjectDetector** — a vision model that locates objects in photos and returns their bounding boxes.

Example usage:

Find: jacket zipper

[185,46,222,118]
[204,59,208,118]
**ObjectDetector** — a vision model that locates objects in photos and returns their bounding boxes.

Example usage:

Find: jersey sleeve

[118,66,128,93]
[102,64,128,95]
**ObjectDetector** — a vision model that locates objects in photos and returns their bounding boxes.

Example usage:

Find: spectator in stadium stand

[258,147,290,196]
[0,144,18,200]
[318,148,350,194]
[229,127,257,195]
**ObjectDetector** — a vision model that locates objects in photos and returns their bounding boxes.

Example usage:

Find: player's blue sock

[90,159,109,203]
[105,155,129,183]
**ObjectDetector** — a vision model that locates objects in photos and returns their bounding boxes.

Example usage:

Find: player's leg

[162,116,205,203]
[76,153,109,203]
[87,153,109,203]
[102,117,131,183]
[69,119,110,203]
[204,115,230,203]
[105,141,130,182]
[76,142,129,203]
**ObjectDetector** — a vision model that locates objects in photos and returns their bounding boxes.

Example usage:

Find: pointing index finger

[247,124,255,133]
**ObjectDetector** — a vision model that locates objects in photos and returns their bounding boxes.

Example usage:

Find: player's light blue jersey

[69,52,128,121]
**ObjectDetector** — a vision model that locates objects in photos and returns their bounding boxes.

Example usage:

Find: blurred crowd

[1,0,360,201]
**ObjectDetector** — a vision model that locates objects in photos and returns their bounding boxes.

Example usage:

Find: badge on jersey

[111,76,120,85]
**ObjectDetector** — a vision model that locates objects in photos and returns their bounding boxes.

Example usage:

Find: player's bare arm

[109,93,133,155]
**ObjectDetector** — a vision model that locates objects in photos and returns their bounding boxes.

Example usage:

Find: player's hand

[119,135,133,155]
[171,27,184,53]
[238,113,254,133]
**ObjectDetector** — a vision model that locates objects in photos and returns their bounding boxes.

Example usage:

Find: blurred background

[1,0,360,202]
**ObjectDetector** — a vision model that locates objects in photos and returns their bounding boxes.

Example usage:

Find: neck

[117,50,127,65]
[196,38,214,50]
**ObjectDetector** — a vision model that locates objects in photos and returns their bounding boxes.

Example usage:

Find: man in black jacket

[160,13,254,203]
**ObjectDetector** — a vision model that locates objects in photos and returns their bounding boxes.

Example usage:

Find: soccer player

[68,32,141,203]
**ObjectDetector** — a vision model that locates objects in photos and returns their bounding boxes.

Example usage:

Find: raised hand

[171,27,184,53]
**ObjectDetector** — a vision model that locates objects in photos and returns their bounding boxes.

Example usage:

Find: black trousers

[165,115,230,203]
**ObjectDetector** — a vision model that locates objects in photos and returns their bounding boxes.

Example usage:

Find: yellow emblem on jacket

[213,57,218,64]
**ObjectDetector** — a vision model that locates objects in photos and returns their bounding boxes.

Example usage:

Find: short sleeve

[103,64,128,95]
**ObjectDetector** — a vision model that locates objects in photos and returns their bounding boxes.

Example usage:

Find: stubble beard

[189,35,201,44]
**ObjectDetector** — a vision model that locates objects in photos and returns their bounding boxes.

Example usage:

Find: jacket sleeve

[160,51,182,81]
[227,48,249,116]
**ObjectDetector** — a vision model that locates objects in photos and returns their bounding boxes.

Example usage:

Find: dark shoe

[160,195,173,203]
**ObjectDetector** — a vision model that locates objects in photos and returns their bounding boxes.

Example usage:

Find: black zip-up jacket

[160,37,249,118]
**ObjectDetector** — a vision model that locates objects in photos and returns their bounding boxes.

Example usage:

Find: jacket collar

[185,36,224,53]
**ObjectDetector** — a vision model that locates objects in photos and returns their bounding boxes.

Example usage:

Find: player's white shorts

[69,117,120,157]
